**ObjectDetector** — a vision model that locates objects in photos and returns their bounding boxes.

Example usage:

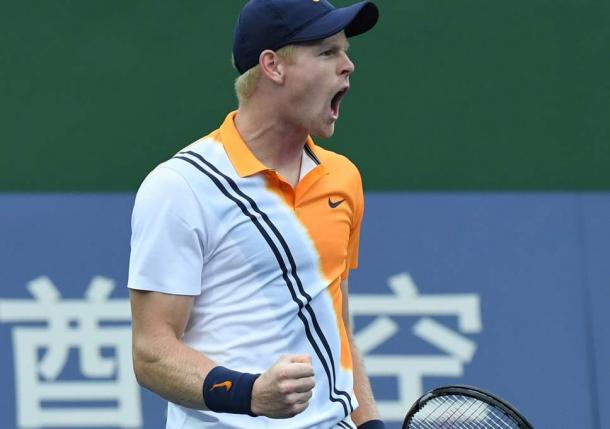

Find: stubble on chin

[312,124,335,139]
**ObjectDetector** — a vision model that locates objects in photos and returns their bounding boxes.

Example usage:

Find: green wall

[1,0,608,191]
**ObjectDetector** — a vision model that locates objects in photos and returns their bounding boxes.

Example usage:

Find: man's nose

[340,53,355,76]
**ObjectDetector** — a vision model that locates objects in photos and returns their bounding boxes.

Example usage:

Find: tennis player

[128,1,382,428]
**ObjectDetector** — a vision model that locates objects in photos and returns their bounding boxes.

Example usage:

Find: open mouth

[330,87,349,120]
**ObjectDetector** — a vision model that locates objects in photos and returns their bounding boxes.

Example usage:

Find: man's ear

[259,50,285,85]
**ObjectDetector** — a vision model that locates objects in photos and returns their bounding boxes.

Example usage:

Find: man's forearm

[349,333,381,425]
[133,334,216,409]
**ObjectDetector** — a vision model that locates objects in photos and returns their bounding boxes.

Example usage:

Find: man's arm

[341,278,382,427]
[130,289,315,417]
[130,289,214,409]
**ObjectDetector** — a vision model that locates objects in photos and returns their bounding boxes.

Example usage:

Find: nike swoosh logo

[210,380,233,392]
[328,198,345,208]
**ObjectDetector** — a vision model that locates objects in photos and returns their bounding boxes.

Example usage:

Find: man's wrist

[357,419,386,429]
[202,366,260,416]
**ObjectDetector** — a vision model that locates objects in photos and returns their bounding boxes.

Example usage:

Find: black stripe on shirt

[337,420,356,429]
[304,144,321,165]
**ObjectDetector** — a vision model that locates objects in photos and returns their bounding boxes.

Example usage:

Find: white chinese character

[0,276,141,429]
[350,272,482,422]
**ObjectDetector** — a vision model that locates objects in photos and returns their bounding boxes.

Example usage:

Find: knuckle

[280,381,294,395]
[283,392,298,405]
[277,368,288,380]
[307,376,316,389]
[295,402,308,414]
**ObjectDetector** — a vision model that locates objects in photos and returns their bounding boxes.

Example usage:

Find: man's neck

[234,105,307,187]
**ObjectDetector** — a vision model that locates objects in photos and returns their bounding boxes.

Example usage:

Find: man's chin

[312,124,336,139]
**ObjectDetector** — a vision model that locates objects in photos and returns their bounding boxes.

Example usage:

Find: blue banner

[1,194,608,428]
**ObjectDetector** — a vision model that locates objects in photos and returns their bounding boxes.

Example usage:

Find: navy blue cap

[232,0,379,74]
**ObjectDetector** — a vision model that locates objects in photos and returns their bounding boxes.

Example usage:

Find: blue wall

[1,194,608,428]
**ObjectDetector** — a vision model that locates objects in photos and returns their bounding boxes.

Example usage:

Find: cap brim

[285,1,379,46]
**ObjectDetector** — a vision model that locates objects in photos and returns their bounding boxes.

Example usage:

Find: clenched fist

[250,354,315,418]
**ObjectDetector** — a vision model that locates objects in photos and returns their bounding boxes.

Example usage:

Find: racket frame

[402,385,534,429]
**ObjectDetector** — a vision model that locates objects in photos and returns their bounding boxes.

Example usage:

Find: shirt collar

[219,111,267,177]
[219,111,326,178]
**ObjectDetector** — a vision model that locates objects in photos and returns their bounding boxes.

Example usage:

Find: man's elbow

[132,356,147,388]
[131,338,159,388]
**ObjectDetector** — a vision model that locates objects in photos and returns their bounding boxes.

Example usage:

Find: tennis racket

[402,385,534,429]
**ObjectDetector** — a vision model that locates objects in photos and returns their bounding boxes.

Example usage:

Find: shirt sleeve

[127,166,204,295]
[342,166,364,280]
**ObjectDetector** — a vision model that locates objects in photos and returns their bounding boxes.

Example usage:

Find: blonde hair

[234,45,296,104]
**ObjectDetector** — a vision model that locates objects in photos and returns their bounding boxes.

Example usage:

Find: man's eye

[320,50,333,56]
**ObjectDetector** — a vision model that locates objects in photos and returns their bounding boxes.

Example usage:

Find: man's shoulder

[135,164,194,206]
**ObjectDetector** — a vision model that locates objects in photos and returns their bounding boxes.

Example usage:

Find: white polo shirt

[128,112,364,429]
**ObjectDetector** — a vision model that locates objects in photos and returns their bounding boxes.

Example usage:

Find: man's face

[281,31,355,139]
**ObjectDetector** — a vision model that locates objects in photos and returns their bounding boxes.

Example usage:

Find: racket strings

[420,396,485,429]
[464,401,510,429]
[410,395,468,428]
[409,395,520,429]
[452,399,490,429]
[437,395,481,428]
